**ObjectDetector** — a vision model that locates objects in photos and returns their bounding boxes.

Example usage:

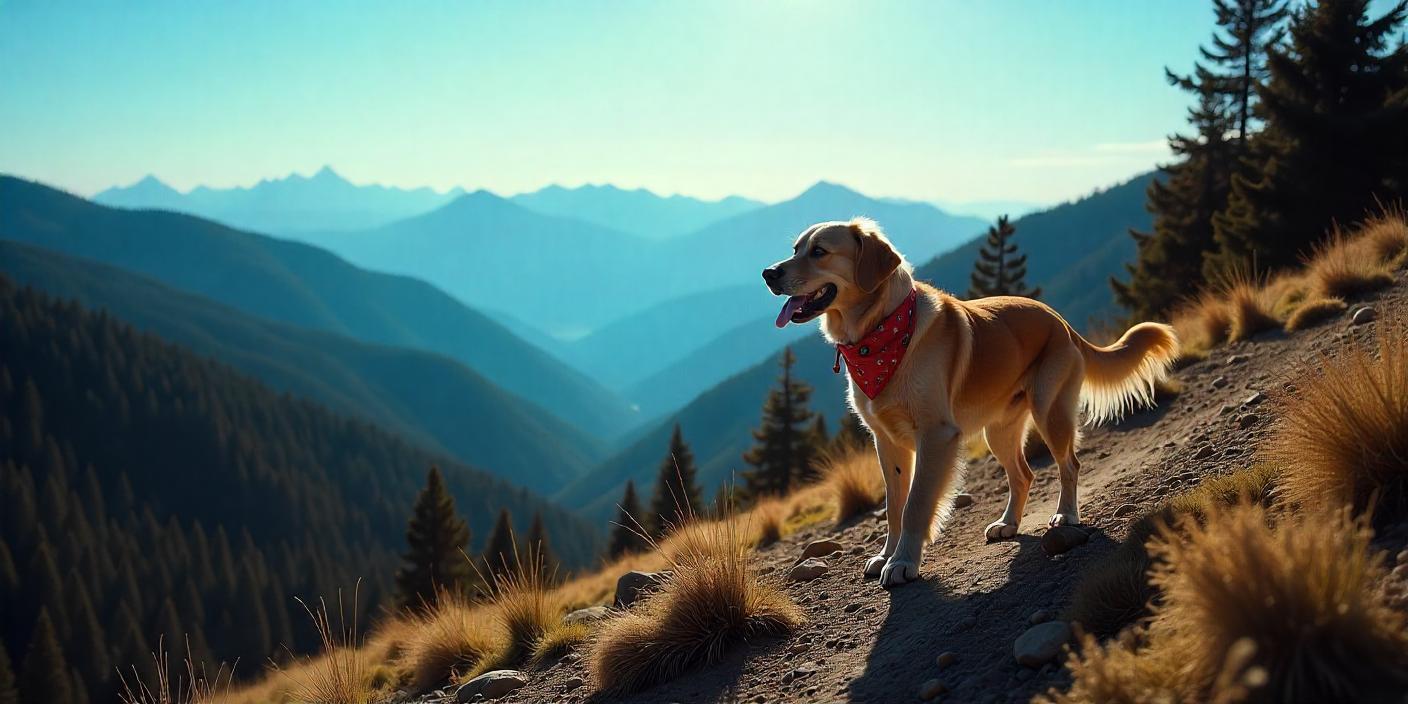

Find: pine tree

[607,480,649,559]
[1212,0,1408,273]
[480,508,517,582]
[523,511,556,578]
[395,467,472,610]
[797,415,830,484]
[1203,0,1291,143]
[742,348,817,497]
[0,640,18,704]
[647,424,703,535]
[19,609,72,704]
[967,216,1041,299]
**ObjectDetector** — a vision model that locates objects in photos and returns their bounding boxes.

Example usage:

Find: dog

[763,218,1178,587]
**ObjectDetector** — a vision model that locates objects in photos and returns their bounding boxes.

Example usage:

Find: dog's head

[762,217,904,327]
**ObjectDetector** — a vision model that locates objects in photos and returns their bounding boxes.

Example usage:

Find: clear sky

[0,1,1221,205]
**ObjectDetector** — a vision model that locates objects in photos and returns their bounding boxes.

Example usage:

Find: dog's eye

[811,246,826,258]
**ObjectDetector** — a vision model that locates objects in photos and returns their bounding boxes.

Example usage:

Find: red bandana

[834,289,918,399]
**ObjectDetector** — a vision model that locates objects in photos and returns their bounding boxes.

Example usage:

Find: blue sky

[1,1,1220,204]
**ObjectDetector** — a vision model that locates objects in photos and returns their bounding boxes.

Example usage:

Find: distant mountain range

[509,183,763,238]
[95,166,465,233]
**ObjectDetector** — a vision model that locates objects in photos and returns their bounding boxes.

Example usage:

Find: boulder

[456,670,527,702]
[614,570,669,608]
[1013,621,1072,667]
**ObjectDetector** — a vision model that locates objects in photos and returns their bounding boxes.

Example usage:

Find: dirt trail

[454,273,1407,704]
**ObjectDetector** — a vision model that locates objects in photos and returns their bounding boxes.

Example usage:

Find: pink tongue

[776,295,806,328]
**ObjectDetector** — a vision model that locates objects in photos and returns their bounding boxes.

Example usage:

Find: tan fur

[764,218,1179,587]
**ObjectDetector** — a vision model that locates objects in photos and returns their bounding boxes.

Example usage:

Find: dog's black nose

[762,267,783,282]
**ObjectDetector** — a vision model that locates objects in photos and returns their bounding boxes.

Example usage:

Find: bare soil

[430,272,1408,704]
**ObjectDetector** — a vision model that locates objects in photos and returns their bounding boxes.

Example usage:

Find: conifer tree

[524,511,556,578]
[0,641,18,704]
[19,609,72,704]
[607,480,649,558]
[1203,0,1291,143]
[395,467,472,609]
[1212,0,1408,273]
[648,424,703,535]
[480,508,517,582]
[967,216,1041,299]
[797,415,830,484]
[742,348,817,497]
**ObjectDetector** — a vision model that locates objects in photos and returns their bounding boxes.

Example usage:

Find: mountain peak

[311,165,344,182]
[797,180,863,201]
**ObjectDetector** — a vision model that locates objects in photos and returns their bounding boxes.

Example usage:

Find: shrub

[1263,313,1408,524]
[588,518,802,694]
[1284,296,1347,331]
[824,451,884,522]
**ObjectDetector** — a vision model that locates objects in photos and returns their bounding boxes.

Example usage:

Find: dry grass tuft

[395,591,497,692]
[1223,272,1281,342]
[118,638,234,704]
[1171,292,1232,357]
[1361,211,1408,265]
[279,587,374,704]
[473,552,563,677]
[1263,312,1408,524]
[824,451,884,522]
[588,517,802,695]
[1307,232,1395,300]
[1284,296,1347,331]
[748,498,786,546]
[530,621,594,664]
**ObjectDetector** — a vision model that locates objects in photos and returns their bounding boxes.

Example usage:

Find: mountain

[932,198,1045,221]
[510,184,763,239]
[0,175,638,440]
[94,166,463,233]
[914,171,1157,327]
[0,240,603,493]
[0,276,600,698]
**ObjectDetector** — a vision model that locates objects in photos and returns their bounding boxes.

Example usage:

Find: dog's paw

[879,558,919,587]
[863,554,888,577]
[984,520,1020,541]
[1048,512,1081,527]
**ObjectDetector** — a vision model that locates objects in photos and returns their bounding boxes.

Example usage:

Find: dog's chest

[853,391,919,444]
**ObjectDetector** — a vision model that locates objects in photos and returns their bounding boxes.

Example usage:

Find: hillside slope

[0,241,603,492]
[0,175,638,439]
[509,183,763,239]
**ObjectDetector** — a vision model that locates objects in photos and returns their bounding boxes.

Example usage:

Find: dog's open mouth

[775,283,837,327]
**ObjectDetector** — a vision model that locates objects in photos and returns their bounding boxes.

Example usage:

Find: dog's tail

[1074,322,1180,425]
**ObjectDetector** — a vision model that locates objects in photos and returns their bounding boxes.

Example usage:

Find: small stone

[1193,445,1215,460]
[1219,404,1235,415]
[1243,391,1266,406]
[1353,306,1377,325]
[1041,526,1090,556]
[1227,354,1248,364]
[789,558,830,582]
[843,602,861,613]
[456,670,528,702]
[614,570,669,608]
[791,661,821,681]
[1029,609,1052,625]
[562,605,612,626]
[850,545,866,555]
[1211,376,1229,389]
[562,677,583,691]
[789,642,809,654]
[1236,413,1259,430]
[800,539,843,561]
[1113,503,1138,517]
[919,678,947,700]
[936,651,958,669]
[953,493,975,509]
[1013,621,1073,667]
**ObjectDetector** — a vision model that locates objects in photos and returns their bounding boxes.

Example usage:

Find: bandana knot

[835,289,918,399]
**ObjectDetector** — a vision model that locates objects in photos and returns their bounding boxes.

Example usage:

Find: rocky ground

[431,272,1408,704]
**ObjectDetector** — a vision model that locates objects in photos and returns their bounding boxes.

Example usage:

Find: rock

[789,642,809,654]
[789,558,830,582]
[614,570,669,608]
[1353,306,1377,325]
[1041,526,1089,556]
[456,670,528,702]
[919,678,947,700]
[1013,621,1073,667]
[1243,391,1266,406]
[562,605,612,625]
[1193,445,1216,460]
[800,539,843,561]
[843,602,861,613]
[850,545,867,555]
[1236,413,1259,430]
[562,676,583,691]
[953,492,975,509]
[1397,549,1408,566]
[783,661,820,685]
[1211,376,1229,389]
[1219,404,1235,415]
[1227,354,1248,364]
[1029,609,1052,625]
[936,651,958,669]
[1113,503,1138,517]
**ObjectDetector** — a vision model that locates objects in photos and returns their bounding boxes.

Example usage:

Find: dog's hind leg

[982,411,1035,541]
[1032,369,1084,527]
[864,431,915,577]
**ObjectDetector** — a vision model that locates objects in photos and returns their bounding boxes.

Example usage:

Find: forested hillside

[0,277,600,701]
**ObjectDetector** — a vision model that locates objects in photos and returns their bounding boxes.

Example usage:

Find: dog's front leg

[863,432,915,577]
[881,421,960,588]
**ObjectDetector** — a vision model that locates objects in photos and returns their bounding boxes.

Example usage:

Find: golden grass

[529,621,593,664]
[747,498,786,547]
[824,450,884,522]
[1171,291,1232,357]
[1361,211,1408,265]
[119,638,235,704]
[1051,505,1408,703]
[1306,231,1395,300]
[1223,273,1281,342]
[588,517,802,695]
[395,591,496,692]
[1263,312,1408,524]
[279,588,374,704]
[1283,296,1347,331]
[470,553,563,677]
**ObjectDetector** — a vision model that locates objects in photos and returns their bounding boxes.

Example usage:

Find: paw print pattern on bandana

[836,289,918,399]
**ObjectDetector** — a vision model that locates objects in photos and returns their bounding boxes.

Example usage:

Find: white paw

[863,554,888,577]
[1048,512,1081,527]
[984,520,1020,541]
[879,558,919,587]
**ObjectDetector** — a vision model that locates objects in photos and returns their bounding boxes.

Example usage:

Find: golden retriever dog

[763,218,1178,587]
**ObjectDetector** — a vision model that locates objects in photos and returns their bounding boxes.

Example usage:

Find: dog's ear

[851,220,901,293]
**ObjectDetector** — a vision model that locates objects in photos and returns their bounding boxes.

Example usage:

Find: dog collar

[833,288,918,399]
